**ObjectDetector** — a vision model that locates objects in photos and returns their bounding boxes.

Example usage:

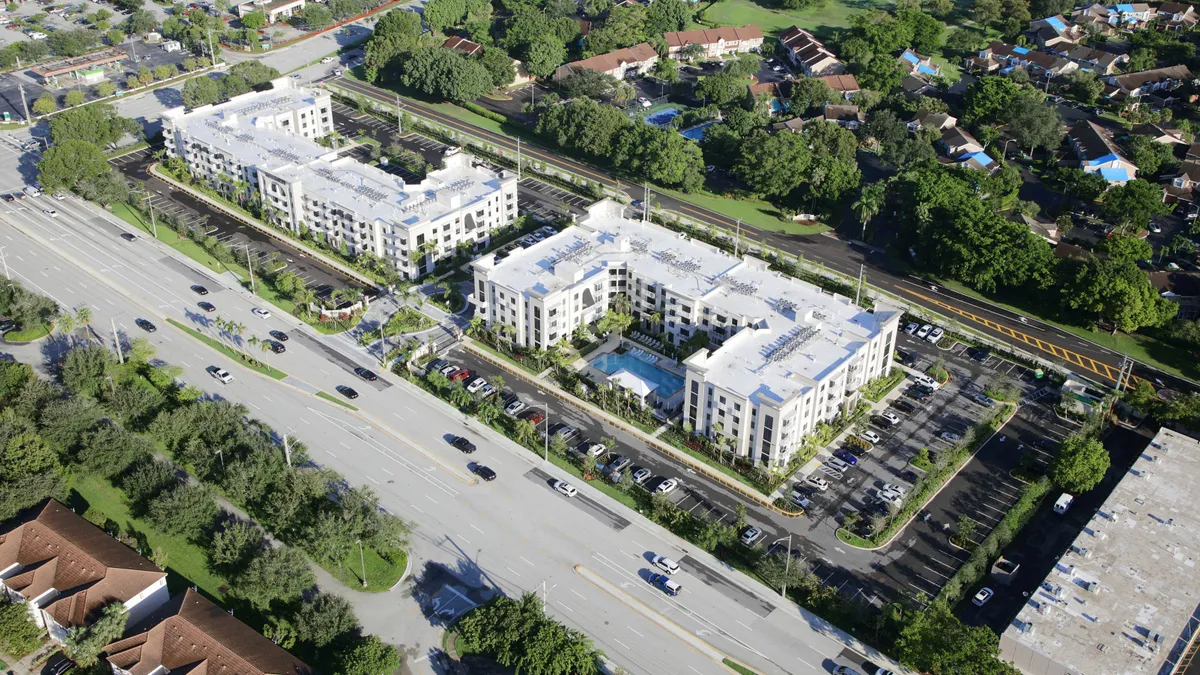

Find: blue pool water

[644,107,681,127]
[590,352,685,397]
[679,120,721,141]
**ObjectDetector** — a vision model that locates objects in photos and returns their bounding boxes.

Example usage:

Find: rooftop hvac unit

[1072,545,1093,559]
[1083,580,1101,593]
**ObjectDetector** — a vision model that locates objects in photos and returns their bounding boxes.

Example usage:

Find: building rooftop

[162,79,509,231]
[664,25,762,48]
[1001,427,1200,675]
[0,500,166,630]
[477,200,899,406]
[1112,65,1192,92]
[558,42,657,76]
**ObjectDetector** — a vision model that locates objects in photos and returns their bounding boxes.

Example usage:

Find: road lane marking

[380,467,393,475]
[410,504,425,514]
[626,626,643,638]
[457,534,471,544]
[426,495,438,504]
[471,523,484,533]
[367,476,379,484]
[520,556,534,566]
[570,589,587,601]
[612,639,630,650]
[506,566,522,578]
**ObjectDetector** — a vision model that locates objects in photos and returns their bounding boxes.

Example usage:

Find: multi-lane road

[331,75,1192,394]
[0,189,901,675]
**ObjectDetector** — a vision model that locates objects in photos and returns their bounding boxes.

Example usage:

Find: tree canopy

[456,593,601,675]
[48,102,138,147]
[399,46,494,103]
[1050,433,1110,493]
[38,140,112,193]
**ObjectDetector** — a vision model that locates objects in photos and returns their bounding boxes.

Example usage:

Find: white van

[1054,493,1074,514]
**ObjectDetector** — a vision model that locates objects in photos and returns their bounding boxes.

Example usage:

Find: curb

[389,549,413,591]
[838,403,1019,552]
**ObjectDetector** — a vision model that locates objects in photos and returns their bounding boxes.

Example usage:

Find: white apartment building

[161,78,519,278]
[471,200,901,467]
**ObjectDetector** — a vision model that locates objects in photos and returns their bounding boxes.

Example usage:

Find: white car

[505,399,526,415]
[251,307,271,319]
[52,193,65,200]
[638,97,651,108]
[320,56,335,63]
[860,430,882,445]
[652,555,680,574]
[940,431,962,442]
[466,377,487,393]
[209,367,233,384]
[553,480,577,497]
[740,526,763,545]
[631,467,651,484]
[880,483,907,496]
[584,443,606,457]
[927,327,944,344]
[826,457,851,473]
[791,492,812,509]
[903,322,919,335]
[915,375,941,391]
[28,31,46,39]
[879,411,901,426]
[916,324,932,339]
[878,491,904,508]
[42,209,57,217]
[972,587,994,606]
[804,475,830,491]
[655,478,678,495]
[478,383,496,398]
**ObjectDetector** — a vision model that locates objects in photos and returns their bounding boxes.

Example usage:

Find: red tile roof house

[105,589,312,675]
[553,43,659,81]
[663,26,763,59]
[0,500,169,645]
[777,26,844,77]
[442,36,482,57]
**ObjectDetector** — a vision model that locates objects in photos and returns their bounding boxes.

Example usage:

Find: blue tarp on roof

[1099,166,1130,182]
[1046,16,1067,30]
[902,51,920,64]
[1012,46,1031,54]
[918,64,938,75]
[964,151,994,167]
[1086,152,1120,166]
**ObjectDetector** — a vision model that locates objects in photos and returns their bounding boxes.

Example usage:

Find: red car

[525,411,545,425]
[6,24,19,29]
[449,369,471,382]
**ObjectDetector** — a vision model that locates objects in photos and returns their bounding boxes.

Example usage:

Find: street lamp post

[358,540,368,588]
[140,191,158,239]
[1002,138,1015,160]
[244,244,256,294]
[0,246,9,280]
[780,532,793,598]
[536,390,549,463]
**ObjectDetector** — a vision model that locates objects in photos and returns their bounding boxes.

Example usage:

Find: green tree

[735,131,811,198]
[898,8,944,53]
[210,520,264,570]
[584,3,647,54]
[48,102,138,147]
[723,52,761,79]
[1064,68,1103,104]
[1050,433,1110,493]
[853,181,887,229]
[422,0,466,32]
[48,29,101,57]
[961,76,1020,125]
[1101,235,1153,263]
[64,90,85,107]
[296,3,333,28]
[1060,256,1178,332]
[146,483,219,540]
[60,343,114,398]
[124,8,158,34]
[294,594,360,647]
[756,551,808,594]
[1124,134,1177,178]
[0,418,56,483]
[1102,179,1172,232]
[1127,47,1156,72]
[523,36,567,78]
[0,599,43,657]
[234,546,315,610]
[32,93,57,116]
[96,81,117,97]
[334,635,402,675]
[456,593,600,674]
[894,600,1019,674]
[615,124,705,191]
[789,76,835,114]
[478,48,515,87]
[183,75,222,108]
[694,72,747,106]
[240,10,267,29]
[1008,91,1064,153]
[646,0,690,33]
[399,46,494,103]
[63,602,128,666]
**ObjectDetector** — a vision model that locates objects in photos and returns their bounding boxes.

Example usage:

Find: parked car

[861,660,896,675]
[655,478,678,495]
[860,430,881,444]
[967,347,990,362]
[652,555,680,574]
[915,375,941,391]
[940,431,962,442]
[791,492,812,509]
[608,455,632,473]
[826,457,852,473]
[877,490,904,509]
[551,423,580,442]
[892,399,916,413]
[505,399,527,415]
[805,475,830,491]
[927,327,944,344]
[833,448,859,465]
[880,483,907,496]
[905,387,931,402]
[916,324,932,339]
[972,393,995,408]
[439,363,459,376]
[525,411,545,425]
[879,411,901,426]
[553,480,577,497]
[478,383,496,398]
[355,367,378,381]
[449,369,471,382]
[631,467,651,484]
[972,587,994,606]
[466,377,487,393]
[740,526,763,546]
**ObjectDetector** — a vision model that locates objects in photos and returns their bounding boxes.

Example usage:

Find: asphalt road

[0,192,906,675]
[328,75,1196,395]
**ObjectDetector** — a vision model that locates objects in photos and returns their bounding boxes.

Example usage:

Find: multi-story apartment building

[471,200,900,467]
[0,500,170,644]
[778,26,844,76]
[663,26,763,59]
[161,78,519,278]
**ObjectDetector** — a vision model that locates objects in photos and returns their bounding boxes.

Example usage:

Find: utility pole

[395,93,402,135]
[734,219,742,257]
[358,540,368,587]
[0,246,9,280]
[282,433,293,467]
[17,84,29,124]
[643,182,650,223]
[141,191,158,238]
[206,29,217,68]
[111,318,124,364]
[855,263,865,307]
[245,245,256,293]
[516,137,521,179]
[781,533,793,598]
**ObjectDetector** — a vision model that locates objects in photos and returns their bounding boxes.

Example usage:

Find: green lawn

[166,318,289,380]
[696,0,894,37]
[723,659,763,675]
[71,473,231,599]
[657,186,830,235]
[317,390,359,410]
[4,322,52,342]
[326,546,406,591]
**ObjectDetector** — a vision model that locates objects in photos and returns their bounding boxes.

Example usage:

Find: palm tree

[490,374,505,396]
[466,316,485,338]
[57,311,76,338]
[248,335,260,353]
[477,402,499,425]
[450,387,474,410]
[75,307,91,329]
[514,419,537,447]
[852,183,887,239]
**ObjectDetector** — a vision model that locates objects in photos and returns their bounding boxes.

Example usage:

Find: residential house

[1051,44,1127,74]
[770,117,807,133]
[1162,161,1200,205]
[747,81,789,115]
[1108,65,1192,98]
[956,151,998,173]
[898,49,939,77]
[236,0,305,24]
[553,43,658,81]
[822,104,863,129]
[442,36,482,57]
[1070,4,1122,34]
[908,109,958,132]
[1158,1,1199,29]
[1028,15,1084,47]
[777,27,844,76]
[105,589,312,675]
[663,26,763,59]
[1187,143,1200,161]
[817,74,860,99]
[1133,122,1188,145]
[940,126,984,157]
[0,500,170,644]
[1107,2,1155,26]
[1068,120,1139,183]
[1016,213,1061,244]
[1149,273,1200,319]
[977,42,1078,78]
[900,75,934,99]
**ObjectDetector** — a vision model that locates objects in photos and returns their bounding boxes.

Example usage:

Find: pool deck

[582,339,687,411]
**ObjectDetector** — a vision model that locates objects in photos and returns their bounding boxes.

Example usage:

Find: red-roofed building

[442,36,482,57]
[663,25,763,59]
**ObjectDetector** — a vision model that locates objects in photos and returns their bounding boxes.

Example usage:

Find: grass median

[317,390,359,410]
[166,318,288,380]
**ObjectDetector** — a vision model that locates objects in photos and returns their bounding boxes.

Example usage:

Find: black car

[472,464,497,481]
[270,330,289,342]
[135,318,156,332]
[339,386,359,399]
[191,285,209,295]
[451,436,477,453]
[892,399,916,413]
[198,301,216,312]
[355,367,378,381]
[0,318,15,332]
[120,232,137,242]
[269,341,286,353]
[905,388,931,402]
[967,347,990,362]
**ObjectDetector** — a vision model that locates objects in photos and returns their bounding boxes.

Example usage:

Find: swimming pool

[644,107,681,127]
[590,351,685,397]
[679,119,721,141]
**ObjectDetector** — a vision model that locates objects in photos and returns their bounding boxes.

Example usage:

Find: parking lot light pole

[537,389,548,463]
[358,540,368,588]
[780,532,793,598]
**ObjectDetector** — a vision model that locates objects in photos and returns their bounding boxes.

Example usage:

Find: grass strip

[723,659,762,675]
[317,390,359,410]
[4,322,52,342]
[326,546,406,592]
[165,318,288,380]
